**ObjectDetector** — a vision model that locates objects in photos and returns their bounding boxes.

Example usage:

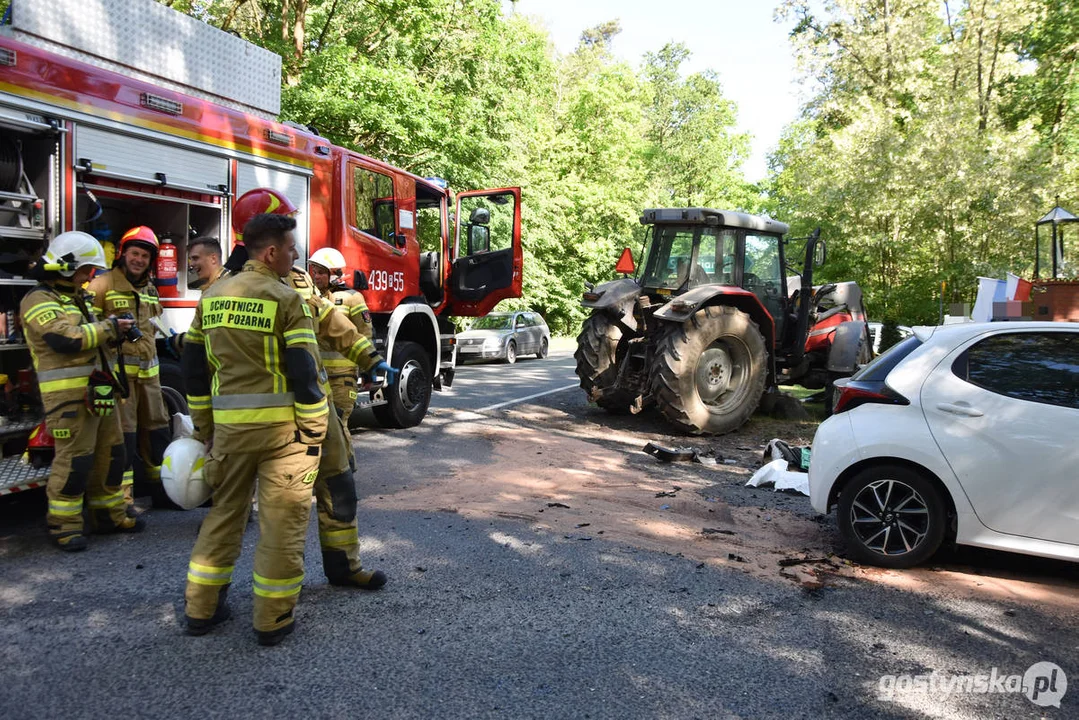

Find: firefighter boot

[186,587,232,636]
[256,618,296,647]
[328,568,388,590]
[51,533,89,552]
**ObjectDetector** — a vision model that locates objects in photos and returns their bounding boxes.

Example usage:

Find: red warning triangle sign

[615,247,636,275]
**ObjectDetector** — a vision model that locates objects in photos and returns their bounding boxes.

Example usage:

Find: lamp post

[1035,202,1078,280]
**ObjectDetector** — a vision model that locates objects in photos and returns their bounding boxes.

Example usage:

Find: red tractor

[575,208,871,434]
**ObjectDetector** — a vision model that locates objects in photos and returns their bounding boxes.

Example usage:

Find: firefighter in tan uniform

[307,248,374,417]
[287,266,396,589]
[21,232,144,551]
[181,214,327,646]
[187,237,229,291]
[87,226,172,510]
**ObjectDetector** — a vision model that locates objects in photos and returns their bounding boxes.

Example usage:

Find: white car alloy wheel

[505,340,517,364]
[837,464,947,568]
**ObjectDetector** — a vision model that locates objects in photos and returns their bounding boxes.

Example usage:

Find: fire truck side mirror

[353,270,369,291]
[394,233,407,249]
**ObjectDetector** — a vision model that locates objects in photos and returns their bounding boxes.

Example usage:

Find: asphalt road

[0,348,1075,719]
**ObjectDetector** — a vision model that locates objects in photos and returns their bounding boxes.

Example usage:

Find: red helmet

[232,188,299,238]
[119,226,159,257]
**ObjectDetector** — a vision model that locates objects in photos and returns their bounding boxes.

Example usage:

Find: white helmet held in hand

[308,247,347,273]
[161,437,210,510]
[42,231,107,277]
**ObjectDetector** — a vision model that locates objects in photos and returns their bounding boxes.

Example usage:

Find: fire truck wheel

[373,341,432,429]
[574,313,638,414]
[651,305,767,435]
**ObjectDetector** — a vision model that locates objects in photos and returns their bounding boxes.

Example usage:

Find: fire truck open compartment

[0,117,60,274]
[74,182,224,297]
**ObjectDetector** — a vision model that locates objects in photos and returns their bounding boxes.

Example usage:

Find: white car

[809,321,1079,568]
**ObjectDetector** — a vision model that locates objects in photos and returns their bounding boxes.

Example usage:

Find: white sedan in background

[809,322,1079,568]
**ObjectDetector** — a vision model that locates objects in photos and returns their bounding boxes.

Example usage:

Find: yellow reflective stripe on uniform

[40,376,91,392]
[294,398,328,418]
[348,303,368,316]
[87,491,126,509]
[252,572,304,598]
[283,328,317,347]
[49,498,83,516]
[264,336,285,394]
[317,302,334,322]
[138,293,160,305]
[24,301,64,323]
[122,469,134,488]
[187,561,235,586]
[205,335,221,396]
[319,528,358,548]
[81,322,99,348]
[137,364,160,379]
[187,394,212,411]
[186,326,204,344]
[105,291,130,301]
[345,337,373,364]
[212,406,296,424]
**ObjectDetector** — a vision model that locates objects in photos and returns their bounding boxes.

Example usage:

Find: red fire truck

[0,0,522,496]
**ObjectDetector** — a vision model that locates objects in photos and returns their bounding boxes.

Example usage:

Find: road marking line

[477,383,579,413]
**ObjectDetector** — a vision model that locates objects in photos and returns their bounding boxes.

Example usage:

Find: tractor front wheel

[651,306,767,435]
[574,313,637,414]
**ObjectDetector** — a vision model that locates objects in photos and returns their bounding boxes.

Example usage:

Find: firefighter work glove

[373,360,399,385]
[164,330,184,361]
[86,370,118,416]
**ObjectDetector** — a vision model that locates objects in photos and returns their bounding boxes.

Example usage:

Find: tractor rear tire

[651,305,767,435]
[574,313,636,414]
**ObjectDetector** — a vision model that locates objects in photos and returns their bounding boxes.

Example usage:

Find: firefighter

[182,213,326,646]
[187,237,228,290]
[87,226,172,511]
[22,231,143,550]
[307,248,375,416]
[287,266,396,589]
[224,188,298,274]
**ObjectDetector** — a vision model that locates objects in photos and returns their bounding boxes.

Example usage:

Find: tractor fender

[582,278,641,311]
[653,286,776,351]
[826,320,869,373]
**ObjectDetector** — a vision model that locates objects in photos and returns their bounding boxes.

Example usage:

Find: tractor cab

[636,208,790,341]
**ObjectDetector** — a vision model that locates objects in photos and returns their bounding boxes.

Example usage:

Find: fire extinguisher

[156,235,179,298]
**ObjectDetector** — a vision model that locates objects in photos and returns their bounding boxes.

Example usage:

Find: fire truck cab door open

[450,188,522,316]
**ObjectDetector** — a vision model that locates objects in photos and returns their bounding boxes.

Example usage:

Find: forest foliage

[156,0,1078,329]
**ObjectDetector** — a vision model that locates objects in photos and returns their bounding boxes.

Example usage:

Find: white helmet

[309,247,347,273]
[160,437,210,510]
[42,231,107,277]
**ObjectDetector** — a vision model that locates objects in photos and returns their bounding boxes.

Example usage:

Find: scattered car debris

[727,553,748,563]
[701,528,736,536]
[575,523,591,528]
[643,442,697,462]
[547,502,571,508]
[746,458,810,496]
[763,438,811,471]
[655,490,679,498]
